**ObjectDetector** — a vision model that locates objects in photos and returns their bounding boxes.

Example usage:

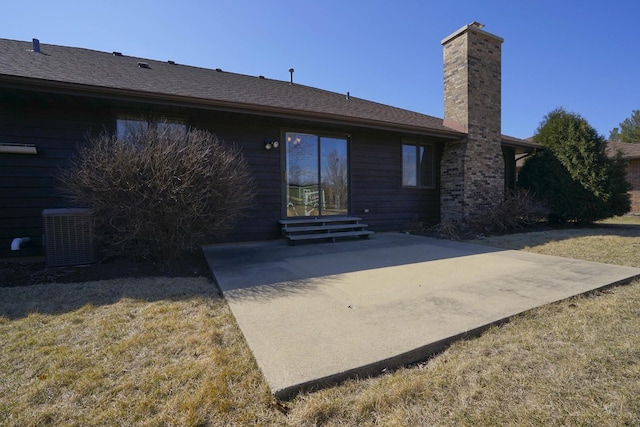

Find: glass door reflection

[286,133,348,217]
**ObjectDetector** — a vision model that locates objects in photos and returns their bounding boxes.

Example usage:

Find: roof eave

[0,74,466,140]
[501,136,543,152]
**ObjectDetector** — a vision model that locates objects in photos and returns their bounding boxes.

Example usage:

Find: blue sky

[2,0,638,139]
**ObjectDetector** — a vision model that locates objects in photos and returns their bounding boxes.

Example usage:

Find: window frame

[115,113,188,140]
[402,141,436,189]
[283,130,350,218]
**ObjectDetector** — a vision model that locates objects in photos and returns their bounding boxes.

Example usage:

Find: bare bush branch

[427,189,550,240]
[58,126,255,262]
[472,188,550,234]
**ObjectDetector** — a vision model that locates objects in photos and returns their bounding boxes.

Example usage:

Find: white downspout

[11,237,31,251]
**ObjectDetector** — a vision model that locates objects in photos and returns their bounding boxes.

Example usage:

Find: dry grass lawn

[473,218,640,268]
[0,278,275,426]
[2,217,640,426]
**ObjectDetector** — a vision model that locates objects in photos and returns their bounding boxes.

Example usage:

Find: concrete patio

[202,233,640,399]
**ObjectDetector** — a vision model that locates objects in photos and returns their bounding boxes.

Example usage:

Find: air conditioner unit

[43,208,97,267]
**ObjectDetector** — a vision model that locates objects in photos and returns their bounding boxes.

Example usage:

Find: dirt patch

[0,252,213,287]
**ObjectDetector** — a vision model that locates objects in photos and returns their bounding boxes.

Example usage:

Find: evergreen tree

[609,127,621,142]
[609,110,640,142]
[518,108,630,222]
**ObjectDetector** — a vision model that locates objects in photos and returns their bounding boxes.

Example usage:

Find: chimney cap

[441,22,504,45]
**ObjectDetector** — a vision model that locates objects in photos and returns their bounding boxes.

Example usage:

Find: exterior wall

[0,92,109,258]
[350,131,441,231]
[626,159,640,213]
[0,92,287,257]
[441,25,504,223]
[188,111,284,243]
[0,88,443,258]
[503,147,517,191]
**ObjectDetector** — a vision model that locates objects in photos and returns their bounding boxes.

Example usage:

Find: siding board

[1,91,107,257]
[1,89,443,257]
[349,132,441,232]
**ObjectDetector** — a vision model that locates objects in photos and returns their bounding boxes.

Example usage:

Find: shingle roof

[607,141,640,159]
[0,37,536,148]
[0,38,460,136]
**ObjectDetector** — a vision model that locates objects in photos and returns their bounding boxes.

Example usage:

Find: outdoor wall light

[264,140,279,150]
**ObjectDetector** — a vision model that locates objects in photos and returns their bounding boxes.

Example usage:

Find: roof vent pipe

[289,68,294,85]
[32,38,40,53]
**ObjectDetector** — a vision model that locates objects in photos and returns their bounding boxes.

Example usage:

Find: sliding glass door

[285,132,348,217]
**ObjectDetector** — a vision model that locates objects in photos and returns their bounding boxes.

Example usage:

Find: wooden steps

[279,216,373,244]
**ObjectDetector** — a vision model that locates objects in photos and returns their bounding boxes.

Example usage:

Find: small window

[402,142,434,188]
[116,115,148,140]
[116,114,187,140]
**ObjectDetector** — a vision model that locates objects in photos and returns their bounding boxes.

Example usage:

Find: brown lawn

[1,217,639,426]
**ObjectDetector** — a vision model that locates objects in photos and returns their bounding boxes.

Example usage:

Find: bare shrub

[58,126,255,262]
[430,221,461,240]
[473,188,550,234]
[408,216,427,234]
[429,190,549,240]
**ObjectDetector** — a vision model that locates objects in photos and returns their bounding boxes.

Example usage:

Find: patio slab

[202,233,640,399]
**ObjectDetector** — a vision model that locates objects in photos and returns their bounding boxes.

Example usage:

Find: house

[607,141,640,214]
[0,23,538,258]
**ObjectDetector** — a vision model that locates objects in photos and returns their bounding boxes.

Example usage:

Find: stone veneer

[440,24,504,224]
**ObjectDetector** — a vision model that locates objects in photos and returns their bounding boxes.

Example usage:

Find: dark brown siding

[189,112,283,242]
[0,91,109,258]
[1,88,443,258]
[351,131,441,231]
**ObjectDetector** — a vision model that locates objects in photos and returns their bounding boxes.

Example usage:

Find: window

[116,114,187,140]
[116,115,148,140]
[402,142,435,188]
[285,132,349,217]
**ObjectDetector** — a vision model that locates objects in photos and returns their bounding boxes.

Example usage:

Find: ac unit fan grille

[43,208,97,267]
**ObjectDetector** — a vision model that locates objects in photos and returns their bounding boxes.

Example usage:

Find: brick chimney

[440,22,504,224]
